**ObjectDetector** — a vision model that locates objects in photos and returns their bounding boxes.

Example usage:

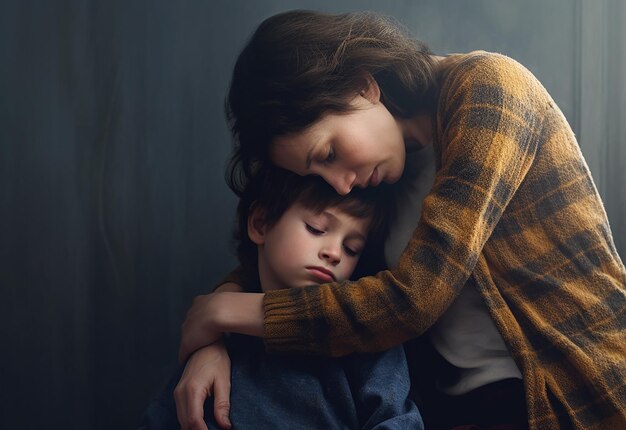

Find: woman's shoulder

[439,50,529,80]
[436,50,549,110]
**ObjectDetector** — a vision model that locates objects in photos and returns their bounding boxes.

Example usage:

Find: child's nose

[319,244,341,265]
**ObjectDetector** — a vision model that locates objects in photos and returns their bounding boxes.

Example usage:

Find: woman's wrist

[211,292,265,338]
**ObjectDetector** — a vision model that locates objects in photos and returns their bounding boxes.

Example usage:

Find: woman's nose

[326,170,356,195]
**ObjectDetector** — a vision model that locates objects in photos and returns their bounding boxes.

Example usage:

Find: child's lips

[306,267,336,283]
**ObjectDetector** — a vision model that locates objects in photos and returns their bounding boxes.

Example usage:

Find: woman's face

[270,92,408,195]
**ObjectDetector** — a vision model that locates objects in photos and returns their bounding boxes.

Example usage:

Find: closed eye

[343,245,360,257]
[323,147,336,164]
[305,223,324,235]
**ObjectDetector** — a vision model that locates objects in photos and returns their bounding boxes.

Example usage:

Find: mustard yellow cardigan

[232,51,626,429]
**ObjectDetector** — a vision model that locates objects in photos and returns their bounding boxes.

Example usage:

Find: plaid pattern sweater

[251,51,626,429]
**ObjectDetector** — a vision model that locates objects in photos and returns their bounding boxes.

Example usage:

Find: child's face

[250,202,371,291]
[270,91,407,196]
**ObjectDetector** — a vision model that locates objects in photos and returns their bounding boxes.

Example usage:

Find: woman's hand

[174,341,232,430]
[179,293,223,363]
[179,291,266,362]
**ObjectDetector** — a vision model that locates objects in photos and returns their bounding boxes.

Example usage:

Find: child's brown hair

[234,165,392,284]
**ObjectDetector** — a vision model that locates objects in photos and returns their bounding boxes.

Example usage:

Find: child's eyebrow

[320,210,339,224]
[320,210,368,241]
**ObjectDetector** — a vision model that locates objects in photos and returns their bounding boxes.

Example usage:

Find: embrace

[142,10,626,430]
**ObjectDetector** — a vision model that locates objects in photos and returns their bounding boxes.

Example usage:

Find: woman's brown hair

[225,10,437,195]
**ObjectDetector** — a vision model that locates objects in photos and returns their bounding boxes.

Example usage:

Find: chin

[291,282,321,289]
[386,171,403,184]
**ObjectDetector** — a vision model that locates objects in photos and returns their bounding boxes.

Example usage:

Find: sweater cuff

[262,286,327,354]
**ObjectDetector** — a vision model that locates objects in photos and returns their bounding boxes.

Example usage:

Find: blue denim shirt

[141,334,422,429]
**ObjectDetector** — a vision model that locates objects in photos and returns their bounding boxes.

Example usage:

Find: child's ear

[360,73,381,104]
[247,202,267,245]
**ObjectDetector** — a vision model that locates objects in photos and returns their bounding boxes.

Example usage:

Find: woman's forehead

[270,117,335,171]
[270,137,312,174]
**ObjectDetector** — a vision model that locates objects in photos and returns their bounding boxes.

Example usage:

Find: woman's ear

[247,202,267,245]
[360,73,381,104]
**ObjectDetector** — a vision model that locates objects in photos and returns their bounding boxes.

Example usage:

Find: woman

[175,10,626,430]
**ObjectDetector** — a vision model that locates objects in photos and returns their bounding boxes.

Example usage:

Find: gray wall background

[1,1,624,428]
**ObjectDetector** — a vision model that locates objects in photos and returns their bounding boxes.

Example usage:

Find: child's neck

[257,253,285,293]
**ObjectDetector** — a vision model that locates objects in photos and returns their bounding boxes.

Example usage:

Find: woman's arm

[175,281,250,430]
[177,265,264,361]
[181,54,543,358]
[178,292,264,362]
[259,53,542,356]
[174,341,233,430]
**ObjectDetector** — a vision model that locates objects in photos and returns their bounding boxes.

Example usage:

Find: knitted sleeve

[263,53,546,356]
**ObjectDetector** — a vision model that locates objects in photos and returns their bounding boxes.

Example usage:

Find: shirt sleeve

[263,53,547,356]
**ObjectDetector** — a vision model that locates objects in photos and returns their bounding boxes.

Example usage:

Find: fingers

[174,343,232,430]
[212,375,232,429]
[174,380,209,430]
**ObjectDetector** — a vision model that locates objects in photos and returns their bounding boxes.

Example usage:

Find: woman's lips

[307,267,335,283]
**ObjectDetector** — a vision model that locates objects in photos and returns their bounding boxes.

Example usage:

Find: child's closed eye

[343,245,360,257]
[305,223,324,235]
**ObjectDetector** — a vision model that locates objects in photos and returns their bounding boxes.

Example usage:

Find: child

[177,10,626,430]
[140,167,422,429]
